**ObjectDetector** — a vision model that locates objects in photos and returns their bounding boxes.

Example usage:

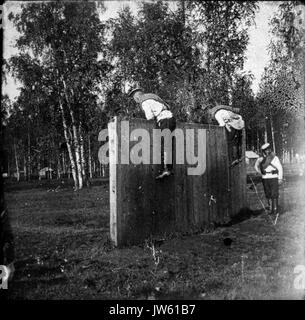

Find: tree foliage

[257,1,305,157]
[108,0,258,121]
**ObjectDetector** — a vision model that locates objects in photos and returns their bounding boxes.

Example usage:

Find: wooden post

[109,118,120,246]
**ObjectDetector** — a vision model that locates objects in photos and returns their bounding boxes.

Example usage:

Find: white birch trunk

[88,135,93,179]
[62,78,83,189]
[14,140,20,182]
[61,77,81,189]
[79,126,86,178]
[59,100,79,190]
[72,123,83,189]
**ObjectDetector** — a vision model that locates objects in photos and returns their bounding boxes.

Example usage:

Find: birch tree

[8,2,110,189]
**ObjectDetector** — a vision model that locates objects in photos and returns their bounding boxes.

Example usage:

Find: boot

[271,198,278,214]
[266,199,271,211]
[155,165,172,180]
[274,198,279,214]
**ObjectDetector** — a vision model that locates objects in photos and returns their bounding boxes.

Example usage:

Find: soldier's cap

[127,87,144,97]
[261,143,271,150]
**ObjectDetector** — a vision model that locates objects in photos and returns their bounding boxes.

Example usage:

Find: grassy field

[4,177,305,300]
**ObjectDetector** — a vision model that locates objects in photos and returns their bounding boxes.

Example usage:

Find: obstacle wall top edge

[109,116,221,129]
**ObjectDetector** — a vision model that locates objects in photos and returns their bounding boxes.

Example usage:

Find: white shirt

[254,155,283,180]
[141,99,173,122]
[214,109,244,131]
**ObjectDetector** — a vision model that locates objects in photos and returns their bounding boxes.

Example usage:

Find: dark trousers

[226,128,243,161]
[262,178,279,199]
[157,117,176,170]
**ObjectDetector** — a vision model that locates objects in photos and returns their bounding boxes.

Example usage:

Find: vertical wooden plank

[214,128,222,223]
[174,122,187,232]
[228,128,247,217]
[214,128,220,223]
[241,128,247,208]
[200,126,209,225]
[122,119,154,244]
[223,127,231,223]
[192,126,208,229]
[173,128,181,231]
[185,124,194,228]
[109,117,120,246]
[208,128,217,223]
[206,127,211,224]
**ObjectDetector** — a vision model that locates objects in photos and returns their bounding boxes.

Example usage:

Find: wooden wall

[108,117,246,247]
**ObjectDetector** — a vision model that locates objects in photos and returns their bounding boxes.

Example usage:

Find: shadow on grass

[216,207,264,228]
[216,201,297,229]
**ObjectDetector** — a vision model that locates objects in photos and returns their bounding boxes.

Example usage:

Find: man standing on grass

[254,143,283,214]
[127,86,176,180]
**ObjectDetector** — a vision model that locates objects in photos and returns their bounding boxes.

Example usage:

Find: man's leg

[156,117,176,179]
[262,179,272,212]
[164,117,176,172]
[226,129,235,164]
[227,128,241,165]
[266,198,271,211]
[270,178,279,214]
[236,129,243,160]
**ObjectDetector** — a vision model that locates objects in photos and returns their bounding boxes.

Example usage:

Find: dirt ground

[3,176,305,300]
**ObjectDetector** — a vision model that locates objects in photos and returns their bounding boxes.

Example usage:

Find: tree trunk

[37,138,41,178]
[61,76,83,190]
[59,100,79,190]
[23,155,27,181]
[62,153,66,175]
[88,134,93,179]
[93,160,96,178]
[179,0,185,25]
[264,118,268,144]
[27,127,31,181]
[256,130,259,152]
[79,125,88,186]
[72,123,83,189]
[57,157,61,179]
[14,140,20,182]
[270,115,276,154]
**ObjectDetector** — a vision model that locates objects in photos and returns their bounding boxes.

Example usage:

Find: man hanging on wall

[254,143,283,214]
[208,104,245,166]
[127,85,176,179]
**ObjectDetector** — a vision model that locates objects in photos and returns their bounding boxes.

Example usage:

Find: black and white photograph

[1,0,305,304]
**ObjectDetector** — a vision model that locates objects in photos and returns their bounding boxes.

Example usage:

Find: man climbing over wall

[254,143,283,214]
[127,85,176,179]
[208,104,245,166]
